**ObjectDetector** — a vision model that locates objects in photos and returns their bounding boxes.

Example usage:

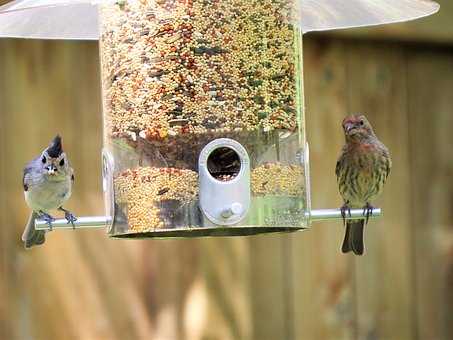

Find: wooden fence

[0,1,452,339]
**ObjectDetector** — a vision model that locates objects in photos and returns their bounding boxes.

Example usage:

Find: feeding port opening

[207,147,241,182]
[198,138,251,226]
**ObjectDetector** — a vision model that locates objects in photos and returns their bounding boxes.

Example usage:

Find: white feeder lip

[0,0,440,40]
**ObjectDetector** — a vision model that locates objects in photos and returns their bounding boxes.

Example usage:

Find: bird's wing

[335,155,344,180]
[23,157,39,192]
[23,164,34,192]
[336,144,349,180]
[380,144,392,180]
[69,165,75,182]
[385,152,392,180]
[22,173,28,191]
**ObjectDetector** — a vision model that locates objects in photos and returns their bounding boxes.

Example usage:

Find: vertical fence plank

[346,41,416,340]
[140,237,253,340]
[199,238,252,340]
[407,49,453,340]
[0,38,14,340]
[292,37,356,340]
[249,234,290,340]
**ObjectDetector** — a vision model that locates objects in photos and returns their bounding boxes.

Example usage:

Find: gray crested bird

[22,135,76,249]
[336,115,391,255]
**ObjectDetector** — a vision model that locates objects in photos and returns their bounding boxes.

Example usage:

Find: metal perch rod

[35,216,110,231]
[34,208,381,231]
[307,208,381,222]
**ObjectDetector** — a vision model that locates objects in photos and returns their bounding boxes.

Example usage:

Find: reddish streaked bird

[335,114,391,255]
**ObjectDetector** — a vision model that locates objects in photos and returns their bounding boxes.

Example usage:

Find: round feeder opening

[207,147,241,182]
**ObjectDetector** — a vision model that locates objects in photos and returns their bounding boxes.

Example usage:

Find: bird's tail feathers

[22,211,46,249]
[342,220,364,255]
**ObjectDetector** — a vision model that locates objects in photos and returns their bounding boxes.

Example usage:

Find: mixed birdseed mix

[114,162,304,231]
[114,129,286,170]
[114,167,199,231]
[100,0,300,141]
[251,162,304,196]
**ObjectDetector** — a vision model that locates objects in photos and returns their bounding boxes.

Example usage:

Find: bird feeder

[0,0,439,238]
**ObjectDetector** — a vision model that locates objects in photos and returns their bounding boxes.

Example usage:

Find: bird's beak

[344,123,354,133]
[46,165,57,175]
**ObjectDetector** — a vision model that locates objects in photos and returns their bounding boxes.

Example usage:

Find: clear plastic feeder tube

[100,0,309,237]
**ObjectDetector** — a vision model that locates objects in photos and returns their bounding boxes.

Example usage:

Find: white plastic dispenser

[199,139,251,226]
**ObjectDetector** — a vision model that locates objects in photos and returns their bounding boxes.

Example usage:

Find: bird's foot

[362,203,374,224]
[65,212,77,229]
[340,203,352,226]
[39,211,55,231]
[59,207,77,229]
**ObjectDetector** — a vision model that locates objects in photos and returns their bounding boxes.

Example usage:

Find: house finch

[336,115,391,255]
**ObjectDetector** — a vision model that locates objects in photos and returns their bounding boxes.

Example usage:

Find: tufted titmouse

[21,135,76,249]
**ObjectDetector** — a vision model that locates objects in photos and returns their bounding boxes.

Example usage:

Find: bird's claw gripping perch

[59,207,77,229]
[65,212,77,229]
[340,204,352,226]
[362,203,374,224]
[39,211,55,231]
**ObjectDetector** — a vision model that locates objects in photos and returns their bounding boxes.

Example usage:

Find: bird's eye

[359,120,364,126]
[59,159,65,166]
[41,156,46,164]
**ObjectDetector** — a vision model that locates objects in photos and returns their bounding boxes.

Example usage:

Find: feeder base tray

[109,225,307,239]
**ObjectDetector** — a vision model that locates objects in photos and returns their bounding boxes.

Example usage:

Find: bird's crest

[47,135,63,158]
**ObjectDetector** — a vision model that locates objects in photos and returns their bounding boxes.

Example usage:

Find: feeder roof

[0,0,440,40]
